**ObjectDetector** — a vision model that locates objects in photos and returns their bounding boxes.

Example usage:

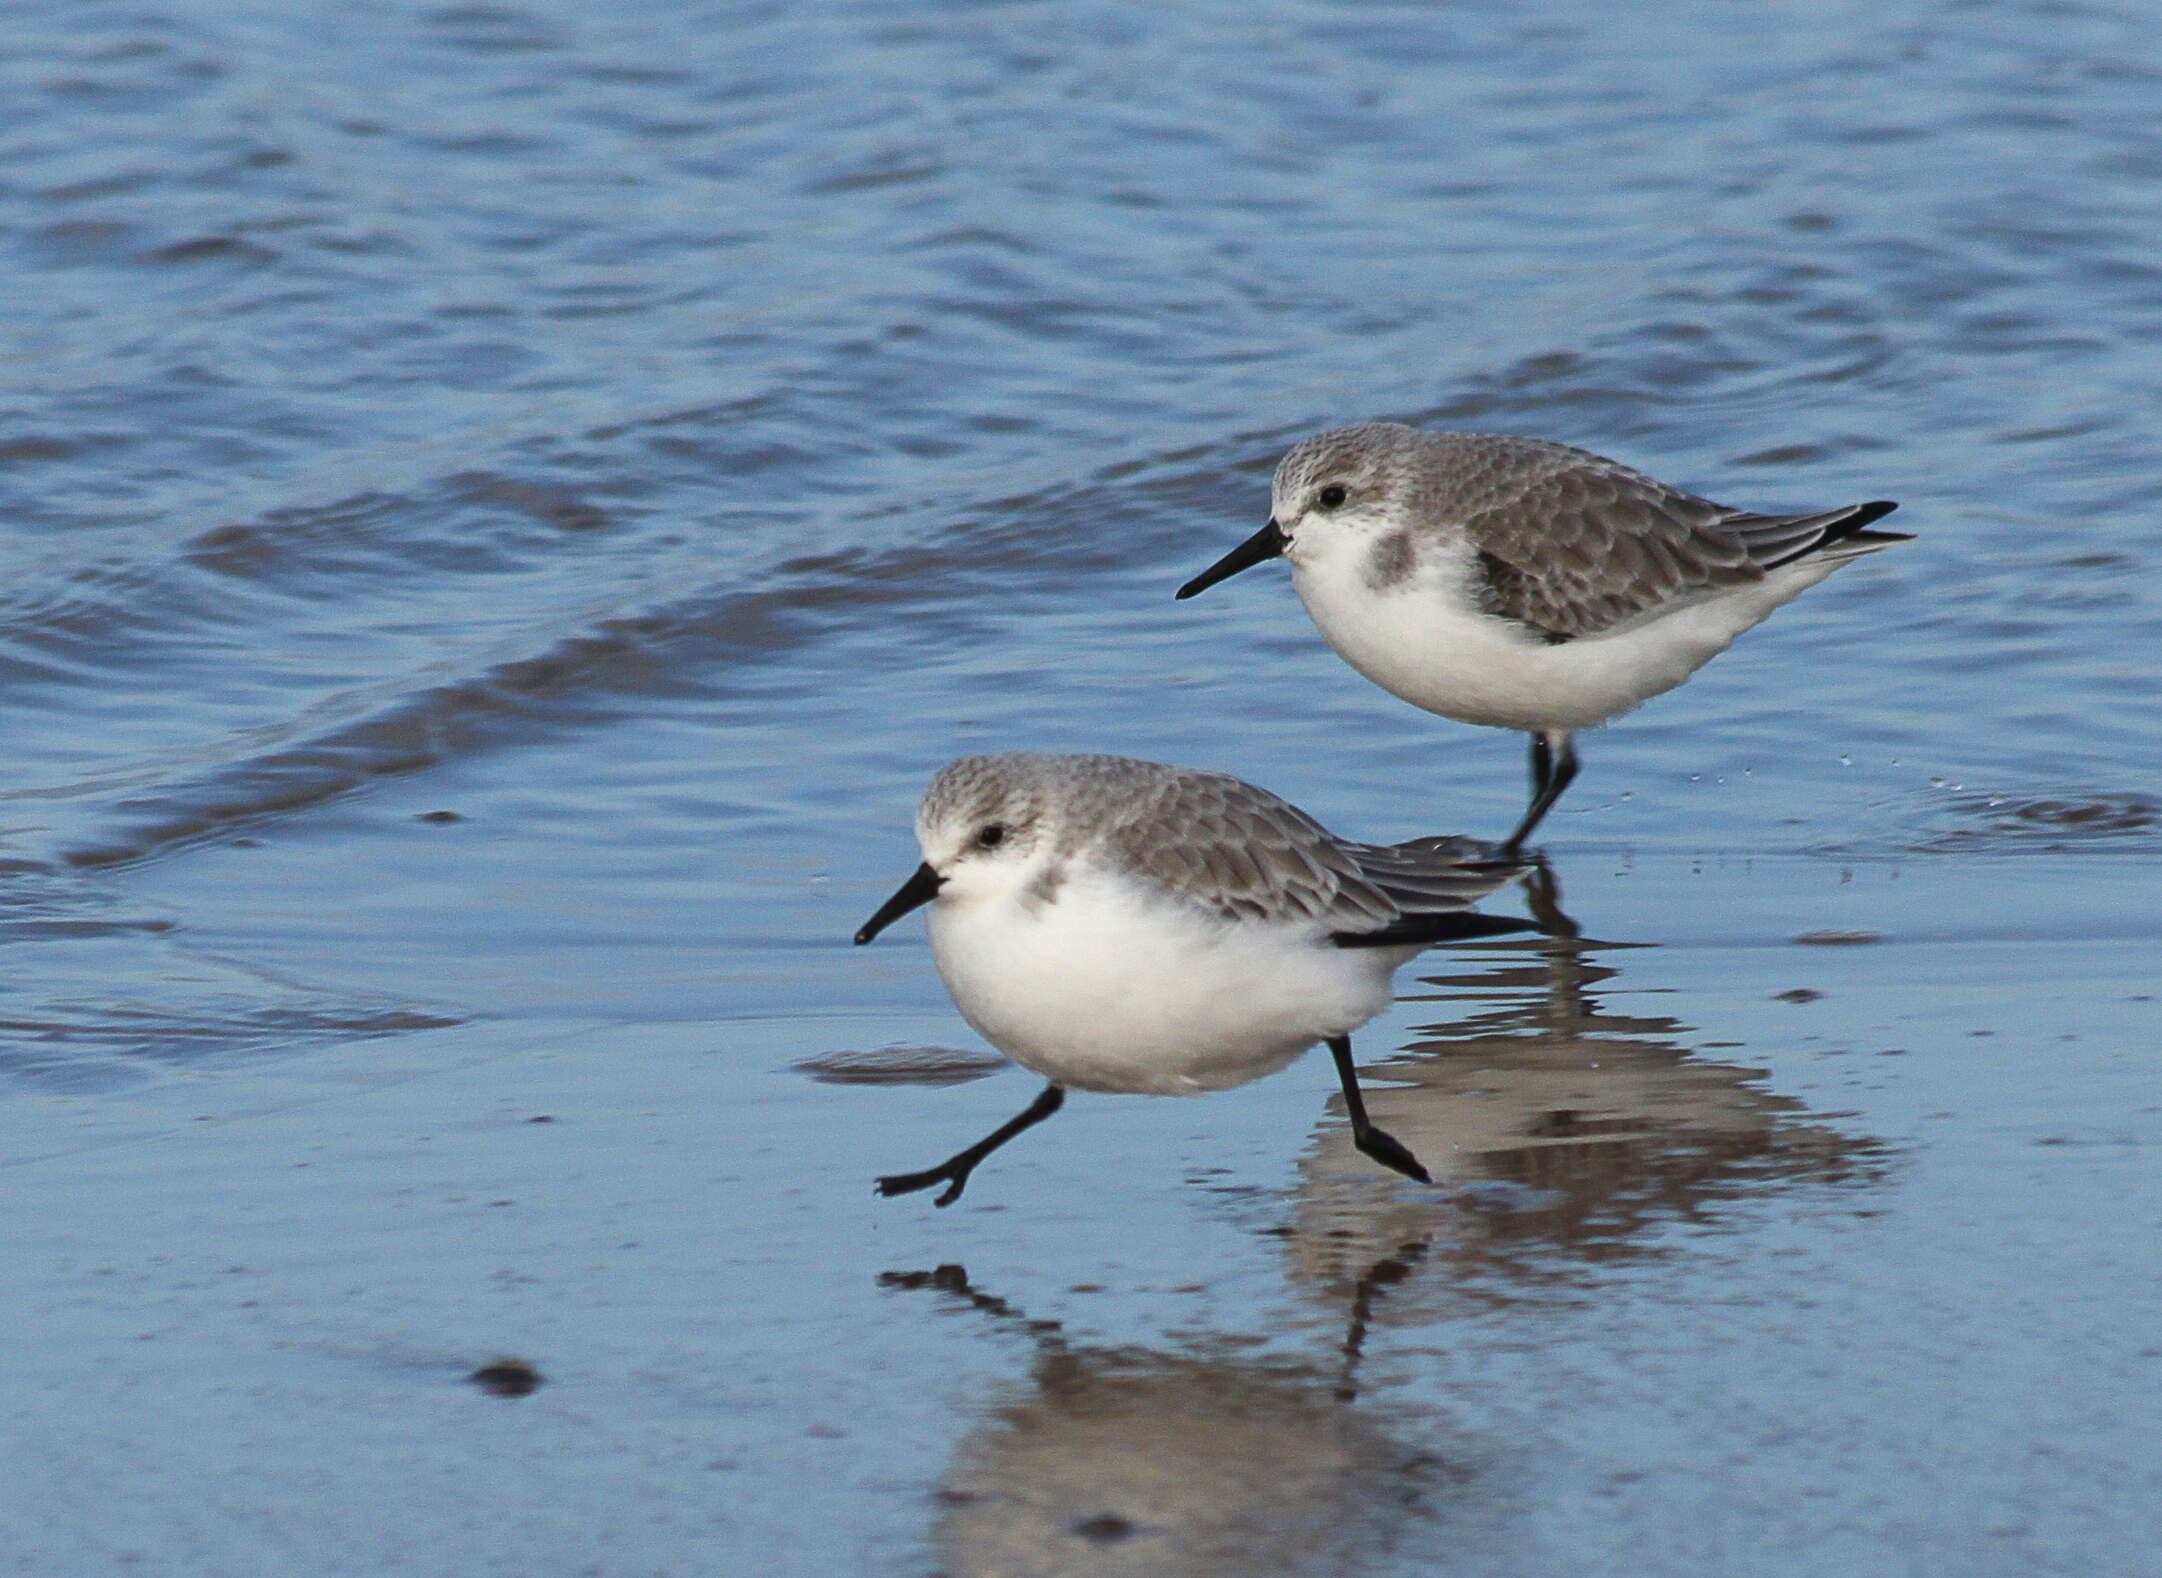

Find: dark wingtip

[1829,500,1905,541]
[1755,500,1912,569]
[1332,911,1541,949]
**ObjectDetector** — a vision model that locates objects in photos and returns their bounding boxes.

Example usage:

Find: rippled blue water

[3,1,2158,1572]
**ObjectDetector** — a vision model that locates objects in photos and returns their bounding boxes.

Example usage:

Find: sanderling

[1177,423,1907,850]
[853,752,1533,1205]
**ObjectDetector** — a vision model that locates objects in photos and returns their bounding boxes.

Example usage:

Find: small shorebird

[1177,423,1907,850]
[853,752,1532,1205]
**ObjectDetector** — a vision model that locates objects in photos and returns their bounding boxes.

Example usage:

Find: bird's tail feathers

[1729,499,1907,570]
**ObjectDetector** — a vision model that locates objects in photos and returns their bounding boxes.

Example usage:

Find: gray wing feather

[1339,836,1520,915]
[1453,437,1894,638]
[1465,464,1751,637]
[1095,768,1406,931]
[1091,761,1512,934]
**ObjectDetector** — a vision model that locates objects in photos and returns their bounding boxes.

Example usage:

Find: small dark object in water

[417,810,465,824]
[469,1357,543,1397]
[1775,988,1824,1002]
[1794,930,1880,946]
[1072,1514,1137,1545]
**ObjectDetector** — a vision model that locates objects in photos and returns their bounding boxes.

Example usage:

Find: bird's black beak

[1175,518,1288,600]
[854,862,945,945]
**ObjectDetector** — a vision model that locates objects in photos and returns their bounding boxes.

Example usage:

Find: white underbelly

[1293,557,1840,733]
[927,875,1401,1096]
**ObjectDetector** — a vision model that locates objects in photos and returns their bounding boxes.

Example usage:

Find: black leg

[1500,729,1579,854]
[877,1082,1065,1207]
[1327,1036,1430,1184]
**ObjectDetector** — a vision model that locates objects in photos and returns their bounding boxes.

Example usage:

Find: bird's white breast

[926,862,1401,1096]
[1290,536,1844,733]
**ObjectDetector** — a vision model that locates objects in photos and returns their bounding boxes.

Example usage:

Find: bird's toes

[875,1168,939,1199]
[1358,1127,1432,1184]
[876,1162,973,1205]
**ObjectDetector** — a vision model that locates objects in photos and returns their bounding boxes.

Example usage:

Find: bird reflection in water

[879,1264,1495,1578]
[1284,881,1888,1305]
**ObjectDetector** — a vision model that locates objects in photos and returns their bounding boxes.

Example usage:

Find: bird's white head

[1176,422,1430,601]
[856,754,1061,944]
[1268,422,1428,571]
[911,754,1061,906]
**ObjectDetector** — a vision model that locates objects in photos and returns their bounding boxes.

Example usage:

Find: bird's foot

[875,1161,973,1207]
[1355,1125,1431,1184]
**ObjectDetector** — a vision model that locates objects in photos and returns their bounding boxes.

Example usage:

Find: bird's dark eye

[1316,484,1348,510]
[976,823,1007,849]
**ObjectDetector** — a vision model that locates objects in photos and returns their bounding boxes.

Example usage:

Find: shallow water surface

[2,1,2159,1573]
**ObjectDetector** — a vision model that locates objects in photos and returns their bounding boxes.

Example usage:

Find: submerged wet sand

[4,851,2155,1574]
